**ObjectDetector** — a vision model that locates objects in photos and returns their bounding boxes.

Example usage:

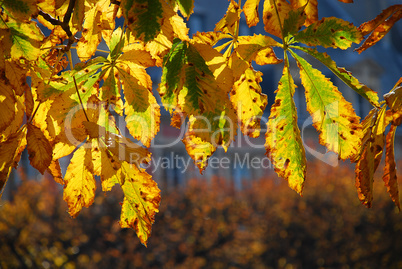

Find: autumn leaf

[356,5,402,53]
[26,123,53,174]
[383,124,400,210]
[215,0,241,35]
[119,162,161,246]
[231,67,267,138]
[0,128,27,199]
[290,50,362,160]
[291,46,380,107]
[265,56,306,194]
[121,0,163,42]
[116,46,160,148]
[0,12,43,61]
[289,0,318,26]
[293,17,362,49]
[168,0,194,18]
[263,0,292,38]
[4,59,29,96]
[159,38,236,172]
[384,85,402,113]
[0,0,38,21]
[355,106,387,207]
[63,146,96,218]
[243,0,260,27]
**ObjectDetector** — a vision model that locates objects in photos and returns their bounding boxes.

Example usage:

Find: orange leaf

[355,106,387,207]
[383,124,400,210]
[356,5,402,53]
[26,123,53,174]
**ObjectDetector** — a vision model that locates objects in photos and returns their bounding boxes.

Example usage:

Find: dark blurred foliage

[1,163,401,269]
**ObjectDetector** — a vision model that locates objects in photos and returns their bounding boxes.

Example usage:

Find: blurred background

[1,0,402,268]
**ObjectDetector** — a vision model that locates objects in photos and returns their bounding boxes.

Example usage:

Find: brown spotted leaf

[265,57,306,194]
[355,106,387,207]
[291,50,362,160]
[383,124,400,210]
[356,5,402,53]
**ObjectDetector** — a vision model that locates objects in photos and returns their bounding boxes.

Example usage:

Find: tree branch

[38,0,77,52]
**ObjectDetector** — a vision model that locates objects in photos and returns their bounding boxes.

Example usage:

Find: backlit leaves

[265,58,306,194]
[293,17,362,49]
[1,0,402,246]
[356,5,402,53]
[291,51,362,160]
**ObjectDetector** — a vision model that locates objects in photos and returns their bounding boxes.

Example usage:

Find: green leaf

[109,27,125,61]
[168,0,194,18]
[119,162,160,247]
[283,4,307,39]
[0,18,43,61]
[291,46,380,107]
[293,17,362,49]
[121,0,163,42]
[290,50,362,160]
[265,56,306,194]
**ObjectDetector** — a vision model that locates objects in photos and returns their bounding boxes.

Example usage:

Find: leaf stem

[73,76,90,122]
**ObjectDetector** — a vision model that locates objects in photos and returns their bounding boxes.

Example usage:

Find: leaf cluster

[0,0,402,244]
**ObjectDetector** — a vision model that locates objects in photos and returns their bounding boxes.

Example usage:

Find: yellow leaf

[291,51,362,160]
[182,133,216,174]
[63,146,96,217]
[144,0,189,66]
[119,162,160,246]
[1,0,38,21]
[235,34,282,67]
[116,60,161,147]
[48,159,64,185]
[383,124,400,210]
[231,67,267,138]
[5,59,29,96]
[0,128,27,199]
[26,123,53,174]
[243,0,260,27]
[265,60,306,194]
[76,1,104,61]
[215,0,241,35]
[263,0,292,38]
[0,83,17,133]
[90,138,120,192]
[289,0,318,26]
[356,5,402,53]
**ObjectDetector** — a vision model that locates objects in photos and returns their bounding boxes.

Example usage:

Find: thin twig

[38,0,77,52]
[73,76,90,122]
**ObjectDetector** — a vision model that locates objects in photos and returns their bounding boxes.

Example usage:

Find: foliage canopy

[0,0,401,245]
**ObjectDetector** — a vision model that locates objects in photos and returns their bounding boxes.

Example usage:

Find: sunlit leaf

[0,14,43,61]
[263,0,292,38]
[355,106,386,207]
[243,0,260,27]
[294,17,362,49]
[292,46,380,107]
[289,0,318,26]
[215,0,240,36]
[119,162,160,246]
[0,0,38,21]
[26,123,53,174]
[291,50,362,160]
[121,0,163,42]
[0,128,27,199]
[265,58,306,194]
[383,124,400,210]
[231,67,267,138]
[356,5,402,53]
[63,146,96,218]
